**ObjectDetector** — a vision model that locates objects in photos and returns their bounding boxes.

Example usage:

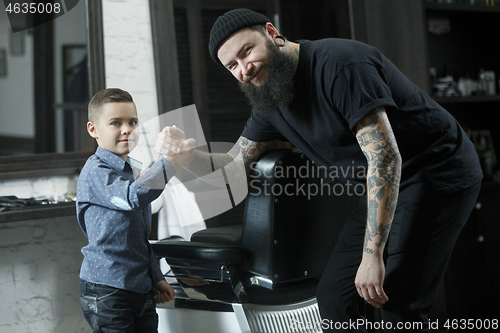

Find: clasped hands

[154,125,196,166]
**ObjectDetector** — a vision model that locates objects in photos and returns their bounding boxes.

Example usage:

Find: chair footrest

[246,278,320,305]
[152,240,245,264]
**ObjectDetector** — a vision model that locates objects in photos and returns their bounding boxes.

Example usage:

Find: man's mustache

[242,64,264,84]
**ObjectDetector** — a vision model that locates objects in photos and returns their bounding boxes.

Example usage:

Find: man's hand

[155,125,196,166]
[355,253,388,308]
[155,280,175,304]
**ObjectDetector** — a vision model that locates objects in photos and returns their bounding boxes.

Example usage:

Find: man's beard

[238,40,295,118]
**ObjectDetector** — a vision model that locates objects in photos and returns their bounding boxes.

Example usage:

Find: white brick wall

[102,0,159,123]
[0,1,158,332]
[0,216,88,333]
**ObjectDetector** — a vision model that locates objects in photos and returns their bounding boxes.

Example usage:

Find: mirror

[0,0,104,179]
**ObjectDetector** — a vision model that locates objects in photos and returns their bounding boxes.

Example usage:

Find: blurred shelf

[0,202,76,224]
[425,2,500,13]
[433,95,500,104]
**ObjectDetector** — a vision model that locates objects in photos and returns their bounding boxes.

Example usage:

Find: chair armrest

[151,240,245,264]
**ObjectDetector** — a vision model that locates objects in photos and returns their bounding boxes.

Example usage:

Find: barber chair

[152,149,359,333]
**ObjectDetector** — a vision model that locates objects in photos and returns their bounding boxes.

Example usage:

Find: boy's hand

[155,280,175,304]
[155,126,196,166]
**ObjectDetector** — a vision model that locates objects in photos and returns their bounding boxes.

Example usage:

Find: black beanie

[209,8,271,65]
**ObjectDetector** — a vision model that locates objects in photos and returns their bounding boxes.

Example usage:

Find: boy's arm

[155,280,175,304]
[83,156,176,211]
[147,236,175,304]
[147,240,175,304]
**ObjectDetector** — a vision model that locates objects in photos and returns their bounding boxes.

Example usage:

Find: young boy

[77,88,181,332]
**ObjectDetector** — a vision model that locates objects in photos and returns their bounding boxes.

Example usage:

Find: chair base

[157,285,322,333]
[234,297,322,333]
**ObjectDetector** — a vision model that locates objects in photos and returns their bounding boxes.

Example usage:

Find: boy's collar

[95,146,143,171]
[126,156,143,171]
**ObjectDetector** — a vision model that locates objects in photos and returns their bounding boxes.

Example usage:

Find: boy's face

[87,102,139,160]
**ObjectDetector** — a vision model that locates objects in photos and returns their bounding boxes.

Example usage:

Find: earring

[273,35,286,47]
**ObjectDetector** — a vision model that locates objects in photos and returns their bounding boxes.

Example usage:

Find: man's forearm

[355,107,402,255]
[185,137,275,177]
[187,149,234,176]
[363,161,401,255]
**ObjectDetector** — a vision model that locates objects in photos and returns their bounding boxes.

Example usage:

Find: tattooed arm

[353,107,402,308]
[188,136,276,177]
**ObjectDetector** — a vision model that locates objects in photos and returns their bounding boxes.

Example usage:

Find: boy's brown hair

[88,88,134,122]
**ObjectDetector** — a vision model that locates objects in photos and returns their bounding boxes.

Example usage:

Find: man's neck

[284,42,300,75]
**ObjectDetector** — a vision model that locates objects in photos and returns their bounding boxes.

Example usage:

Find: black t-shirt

[242,38,482,199]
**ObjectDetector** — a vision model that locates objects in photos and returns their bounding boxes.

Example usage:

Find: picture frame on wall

[10,31,25,56]
[62,44,90,152]
[0,49,7,78]
[63,44,87,93]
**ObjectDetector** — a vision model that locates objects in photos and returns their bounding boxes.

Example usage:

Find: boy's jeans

[80,279,158,333]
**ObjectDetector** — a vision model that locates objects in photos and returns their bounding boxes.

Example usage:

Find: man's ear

[264,22,280,39]
[87,121,98,139]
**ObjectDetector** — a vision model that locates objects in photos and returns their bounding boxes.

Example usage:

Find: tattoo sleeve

[186,136,275,182]
[355,107,402,255]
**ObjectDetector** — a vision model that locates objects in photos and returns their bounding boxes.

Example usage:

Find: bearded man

[155,8,482,332]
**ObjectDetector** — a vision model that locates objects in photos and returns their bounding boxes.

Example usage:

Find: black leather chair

[152,149,359,333]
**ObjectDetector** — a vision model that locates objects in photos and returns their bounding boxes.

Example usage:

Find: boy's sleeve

[85,156,177,211]
[148,241,166,285]
[135,156,177,190]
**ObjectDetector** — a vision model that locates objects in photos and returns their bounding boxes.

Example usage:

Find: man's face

[218,27,296,117]
[218,27,270,86]
[87,102,139,160]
